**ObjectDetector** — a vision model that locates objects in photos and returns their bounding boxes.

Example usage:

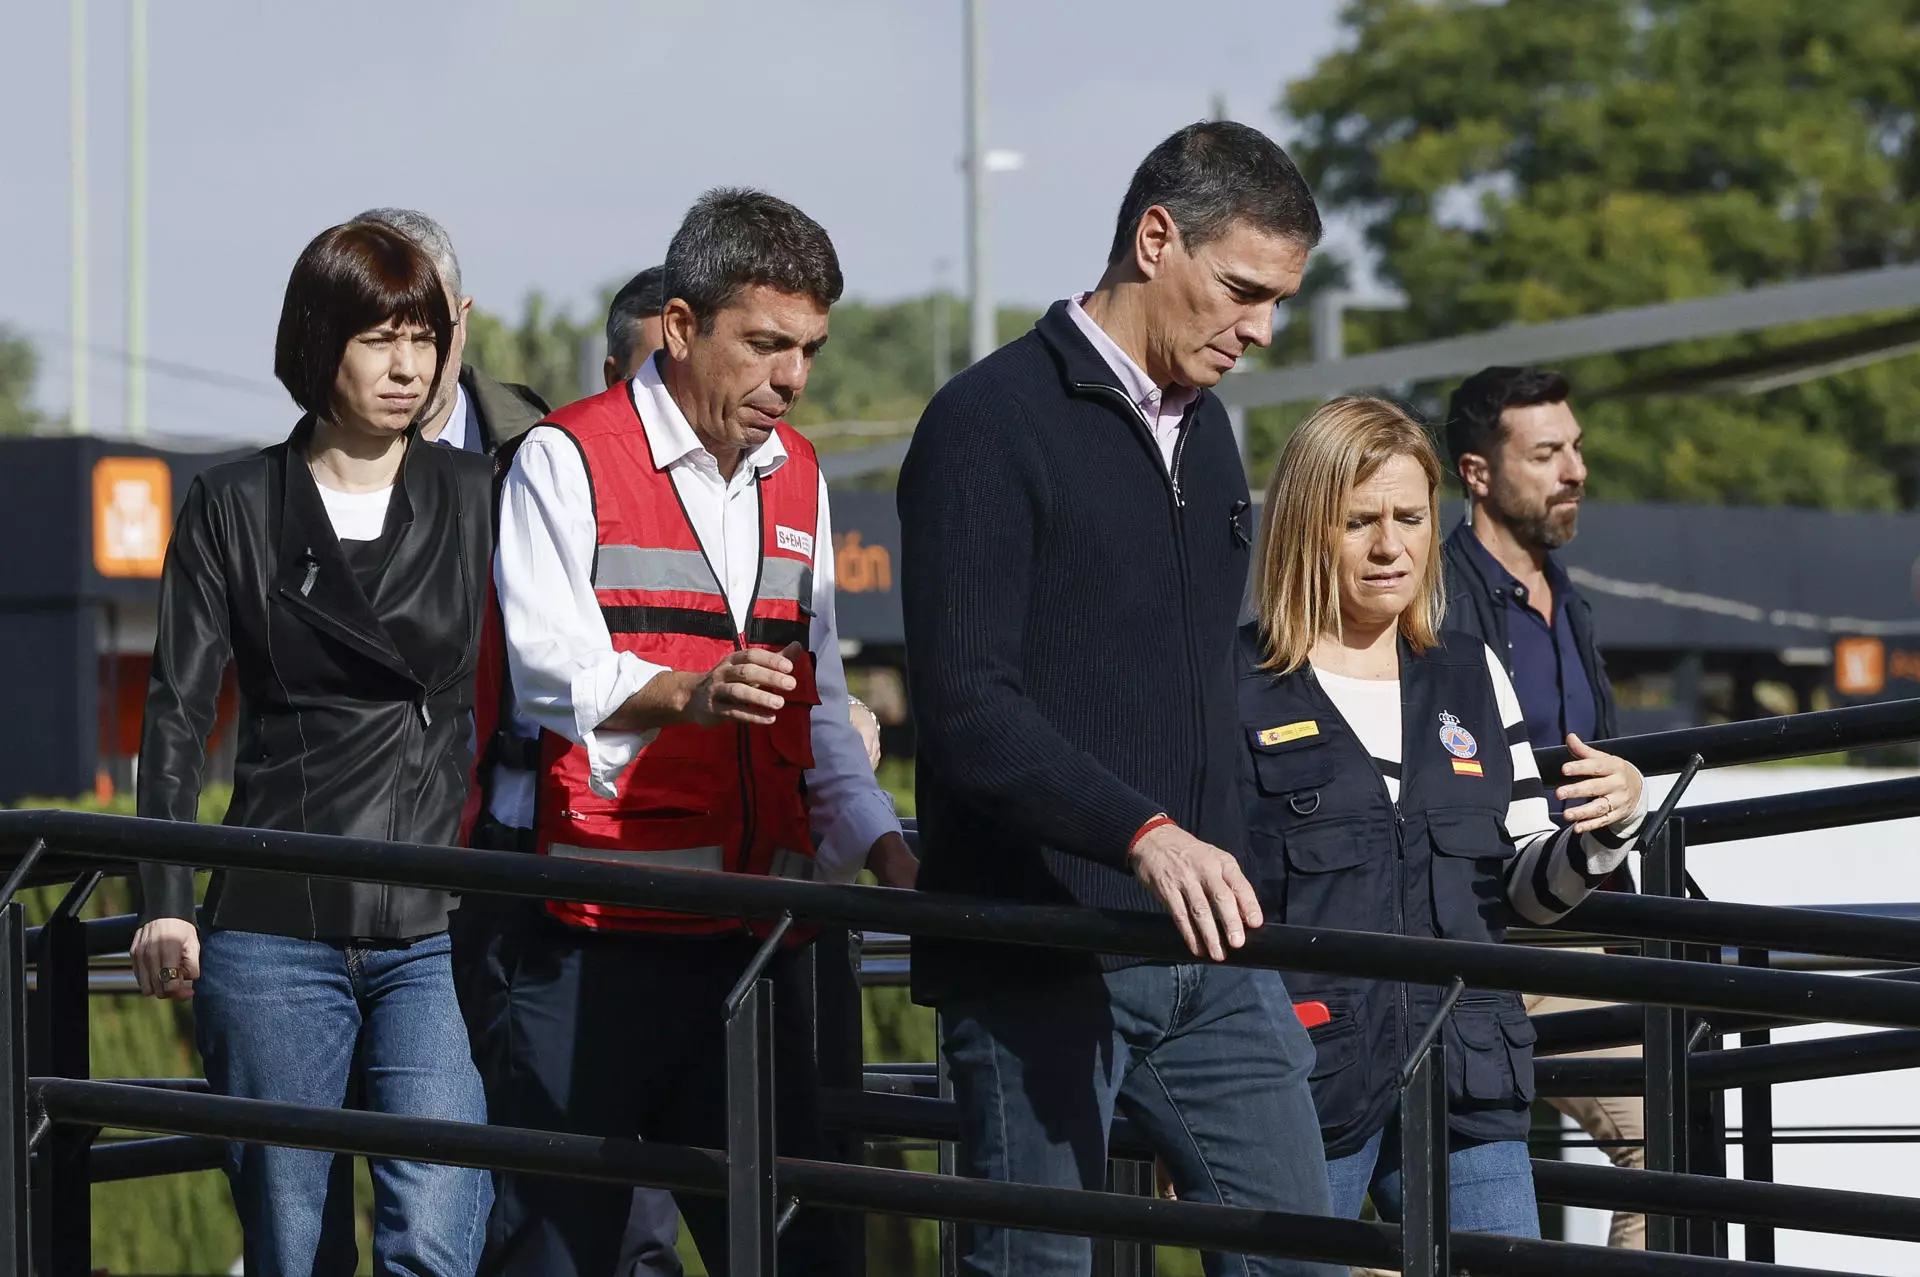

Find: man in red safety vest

[474,188,913,1277]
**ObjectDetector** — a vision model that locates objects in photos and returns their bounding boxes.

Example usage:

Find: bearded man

[1442,365,1644,1251]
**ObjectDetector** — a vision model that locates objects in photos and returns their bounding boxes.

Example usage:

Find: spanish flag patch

[1451,759,1484,777]
[1257,720,1318,746]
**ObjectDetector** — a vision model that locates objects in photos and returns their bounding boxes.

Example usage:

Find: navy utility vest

[1236,623,1539,1157]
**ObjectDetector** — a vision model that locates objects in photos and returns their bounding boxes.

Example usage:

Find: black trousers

[449,897,843,1277]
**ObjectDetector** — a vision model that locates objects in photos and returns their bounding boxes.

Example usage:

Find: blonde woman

[1237,397,1644,1238]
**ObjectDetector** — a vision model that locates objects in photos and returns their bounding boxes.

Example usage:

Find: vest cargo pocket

[1303,989,1373,1144]
[1426,809,1510,942]
[1279,824,1374,927]
[1501,1003,1538,1103]
[1447,1004,1511,1103]
[1445,995,1535,1107]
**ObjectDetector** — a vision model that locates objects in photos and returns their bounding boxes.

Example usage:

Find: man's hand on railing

[1127,822,1263,962]
[130,918,200,1001]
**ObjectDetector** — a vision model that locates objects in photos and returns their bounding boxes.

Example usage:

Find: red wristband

[1129,814,1175,853]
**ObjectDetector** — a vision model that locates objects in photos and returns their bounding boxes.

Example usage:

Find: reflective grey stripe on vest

[759,557,814,610]
[547,843,818,881]
[593,545,723,596]
[768,849,817,881]
[548,844,723,871]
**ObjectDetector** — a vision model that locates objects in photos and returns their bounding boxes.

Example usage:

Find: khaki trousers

[1523,992,1646,1250]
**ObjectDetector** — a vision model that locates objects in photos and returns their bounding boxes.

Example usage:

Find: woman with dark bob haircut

[130,221,494,1276]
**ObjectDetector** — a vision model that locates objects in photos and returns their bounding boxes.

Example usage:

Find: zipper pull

[300,559,319,597]
[418,698,433,727]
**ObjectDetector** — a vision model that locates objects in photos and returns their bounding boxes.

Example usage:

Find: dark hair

[1443,366,1573,471]
[663,188,843,333]
[273,222,453,417]
[1107,121,1323,265]
[605,266,665,370]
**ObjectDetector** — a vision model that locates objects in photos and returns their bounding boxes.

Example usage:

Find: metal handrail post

[1097,1161,1151,1277]
[0,904,30,1277]
[1400,978,1465,1277]
[725,914,792,1277]
[29,876,95,1277]
[1645,820,1690,1253]
[937,1009,958,1277]
[1738,948,1775,1264]
[727,979,778,1276]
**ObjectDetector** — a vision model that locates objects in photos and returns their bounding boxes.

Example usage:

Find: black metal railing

[3,695,1920,1275]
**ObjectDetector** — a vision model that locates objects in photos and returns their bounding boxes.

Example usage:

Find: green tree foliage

[466,293,599,412]
[789,295,1040,427]
[467,289,1042,427]
[0,325,45,436]
[1277,0,1920,507]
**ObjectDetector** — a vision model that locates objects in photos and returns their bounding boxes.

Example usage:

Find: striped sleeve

[1480,646,1644,925]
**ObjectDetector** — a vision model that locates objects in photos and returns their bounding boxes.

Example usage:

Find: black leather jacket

[136,419,494,939]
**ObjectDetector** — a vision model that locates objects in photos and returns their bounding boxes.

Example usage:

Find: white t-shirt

[314,483,394,542]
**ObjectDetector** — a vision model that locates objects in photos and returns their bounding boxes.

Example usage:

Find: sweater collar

[1036,299,1135,399]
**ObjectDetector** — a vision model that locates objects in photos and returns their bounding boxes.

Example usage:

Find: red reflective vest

[528,385,823,933]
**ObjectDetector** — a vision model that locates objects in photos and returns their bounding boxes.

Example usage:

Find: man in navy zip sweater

[900,122,1339,1277]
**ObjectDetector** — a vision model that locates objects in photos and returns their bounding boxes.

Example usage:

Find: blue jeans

[941,963,1339,1277]
[1324,1121,1539,1239]
[195,929,493,1277]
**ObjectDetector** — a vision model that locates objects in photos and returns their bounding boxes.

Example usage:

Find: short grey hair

[353,207,462,298]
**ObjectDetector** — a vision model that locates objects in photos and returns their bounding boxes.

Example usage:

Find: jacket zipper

[1077,381,1205,824]
[1309,664,1411,1071]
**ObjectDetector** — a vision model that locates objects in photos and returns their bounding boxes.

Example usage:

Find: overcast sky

[1,0,1346,440]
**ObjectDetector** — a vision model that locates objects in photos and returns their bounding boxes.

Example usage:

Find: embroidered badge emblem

[1437,711,1478,759]
[1257,720,1318,747]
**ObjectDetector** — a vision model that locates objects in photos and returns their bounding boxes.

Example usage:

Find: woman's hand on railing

[1555,734,1646,835]
[130,918,200,1001]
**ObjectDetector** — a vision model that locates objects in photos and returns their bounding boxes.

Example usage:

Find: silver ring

[1601,796,1613,817]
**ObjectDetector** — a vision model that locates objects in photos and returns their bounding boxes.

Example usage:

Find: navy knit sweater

[899,301,1254,1003]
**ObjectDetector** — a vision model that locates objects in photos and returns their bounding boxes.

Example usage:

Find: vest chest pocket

[1267,821,1385,930]
[1246,728,1340,827]
[1426,808,1512,942]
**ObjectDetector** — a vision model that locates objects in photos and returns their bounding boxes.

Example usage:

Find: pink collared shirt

[1065,293,1198,472]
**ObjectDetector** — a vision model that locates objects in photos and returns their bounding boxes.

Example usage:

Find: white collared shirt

[489,356,899,881]
[1064,293,1198,472]
[433,382,472,452]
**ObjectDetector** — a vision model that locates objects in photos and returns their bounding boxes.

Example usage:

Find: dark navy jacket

[1237,624,1538,1157]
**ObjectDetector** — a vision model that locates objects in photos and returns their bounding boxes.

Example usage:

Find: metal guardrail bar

[1535,696,1920,783]
[1682,774,1920,845]
[822,1086,1920,1248]
[1538,1028,1920,1095]
[1560,893,1920,965]
[27,1079,1879,1277]
[88,1135,224,1183]
[9,811,1920,1029]
[1529,1160,1920,1244]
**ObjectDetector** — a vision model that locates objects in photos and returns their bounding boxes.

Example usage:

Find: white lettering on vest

[776,525,814,557]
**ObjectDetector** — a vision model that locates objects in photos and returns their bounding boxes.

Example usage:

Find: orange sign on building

[1833,636,1887,697]
[92,457,172,578]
